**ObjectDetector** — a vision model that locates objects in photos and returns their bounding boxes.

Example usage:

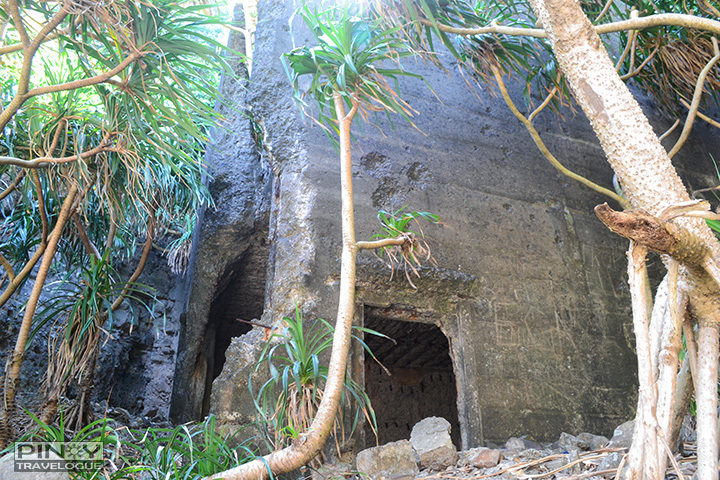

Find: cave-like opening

[200,240,268,417]
[362,307,461,449]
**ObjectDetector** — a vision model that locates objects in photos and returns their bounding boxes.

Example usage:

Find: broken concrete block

[409,417,458,470]
[356,440,419,479]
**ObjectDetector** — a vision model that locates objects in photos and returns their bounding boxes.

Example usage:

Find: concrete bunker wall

[194,0,720,446]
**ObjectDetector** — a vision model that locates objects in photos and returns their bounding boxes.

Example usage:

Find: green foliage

[251,306,385,452]
[368,0,573,111]
[0,0,234,431]
[372,206,440,288]
[283,1,426,137]
[0,0,230,281]
[374,207,440,239]
[15,413,256,480]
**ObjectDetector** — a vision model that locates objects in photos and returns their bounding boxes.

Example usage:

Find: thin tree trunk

[205,94,360,480]
[669,355,694,451]
[625,243,661,480]
[696,322,719,480]
[0,184,78,447]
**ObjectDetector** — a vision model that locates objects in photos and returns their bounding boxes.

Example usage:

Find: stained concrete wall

[201,0,720,447]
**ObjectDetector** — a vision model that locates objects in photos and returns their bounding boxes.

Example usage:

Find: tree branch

[668,37,720,159]
[681,99,720,130]
[595,13,720,37]
[492,66,629,209]
[31,170,48,243]
[110,216,154,312]
[6,0,29,48]
[72,213,100,259]
[0,6,68,131]
[425,12,720,40]
[419,18,546,38]
[24,51,142,99]
[0,23,74,56]
[0,170,25,201]
[0,141,117,168]
[356,236,409,250]
[615,10,639,72]
[658,119,680,142]
[0,253,16,283]
[594,203,711,266]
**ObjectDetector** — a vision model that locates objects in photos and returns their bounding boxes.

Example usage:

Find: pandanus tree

[0,0,229,444]
[205,3,437,479]
[208,0,720,479]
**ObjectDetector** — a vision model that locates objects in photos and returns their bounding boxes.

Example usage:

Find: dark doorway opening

[362,307,460,448]
[200,238,268,416]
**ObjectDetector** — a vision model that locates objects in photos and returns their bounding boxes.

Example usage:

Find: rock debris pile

[310,417,699,480]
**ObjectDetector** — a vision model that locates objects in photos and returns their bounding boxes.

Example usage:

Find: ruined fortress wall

[179,0,720,446]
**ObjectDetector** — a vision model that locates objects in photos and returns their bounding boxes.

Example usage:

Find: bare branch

[699,0,720,18]
[594,0,616,24]
[356,236,408,250]
[31,170,48,243]
[110,215,154,312]
[594,203,711,266]
[0,170,25,201]
[492,66,629,209]
[595,14,720,37]
[25,51,143,99]
[6,0,29,48]
[0,253,16,283]
[680,98,720,130]
[425,12,720,40]
[72,213,100,259]
[528,85,558,121]
[420,18,546,38]
[0,141,117,168]
[0,23,75,56]
[615,10,639,73]
[620,41,660,80]
[668,37,720,159]
[658,119,680,142]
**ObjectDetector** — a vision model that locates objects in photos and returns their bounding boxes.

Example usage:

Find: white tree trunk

[527,1,720,479]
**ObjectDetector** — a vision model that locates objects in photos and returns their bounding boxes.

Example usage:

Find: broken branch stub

[594,203,710,266]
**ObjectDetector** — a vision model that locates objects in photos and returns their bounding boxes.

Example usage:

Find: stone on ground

[608,420,635,448]
[0,451,69,480]
[356,440,419,479]
[559,432,609,452]
[461,447,501,468]
[409,417,458,470]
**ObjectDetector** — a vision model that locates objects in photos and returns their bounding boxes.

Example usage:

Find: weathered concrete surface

[208,329,266,427]
[203,0,720,447]
[169,9,271,423]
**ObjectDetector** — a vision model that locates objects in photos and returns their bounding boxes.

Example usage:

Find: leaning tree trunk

[528,1,720,479]
[205,94,360,480]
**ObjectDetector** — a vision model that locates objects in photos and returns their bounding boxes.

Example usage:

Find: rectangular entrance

[361,306,461,448]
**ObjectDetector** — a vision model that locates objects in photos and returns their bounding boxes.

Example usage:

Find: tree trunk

[205,94,360,480]
[528,0,720,478]
[0,184,78,448]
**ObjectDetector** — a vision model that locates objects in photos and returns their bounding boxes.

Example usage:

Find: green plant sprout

[372,207,441,288]
[250,305,390,456]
